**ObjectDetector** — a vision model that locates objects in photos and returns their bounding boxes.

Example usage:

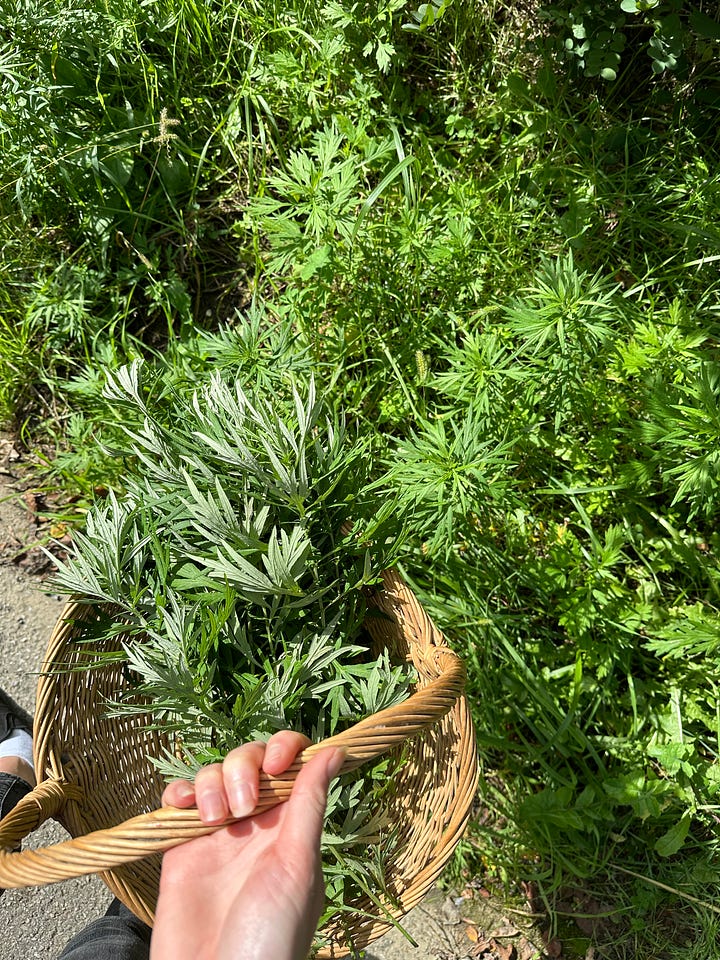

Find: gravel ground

[0,549,115,957]
[0,478,470,960]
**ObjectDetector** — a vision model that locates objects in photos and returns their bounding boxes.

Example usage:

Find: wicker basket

[0,568,477,957]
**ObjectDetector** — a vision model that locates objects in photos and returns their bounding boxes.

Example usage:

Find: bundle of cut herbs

[48,362,416,950]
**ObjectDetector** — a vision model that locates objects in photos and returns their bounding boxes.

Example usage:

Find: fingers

[222,732,310,816]
[162,742,265,824]
[262,729,312,776]
[162,779,197,808]
[162,764,237,824]
[161,731,319,825]
[221,740,265,818]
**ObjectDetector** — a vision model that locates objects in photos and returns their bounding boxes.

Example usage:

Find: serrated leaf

[296,244,332,280]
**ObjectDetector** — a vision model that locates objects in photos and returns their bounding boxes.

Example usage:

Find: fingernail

[175,782,195,801]
[198,791,226,823]
[229,779,255,818]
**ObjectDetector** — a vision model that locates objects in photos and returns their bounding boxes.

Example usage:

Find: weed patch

[2,1,720,955]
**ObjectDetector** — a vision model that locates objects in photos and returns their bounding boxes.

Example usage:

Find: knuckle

[223,741,265,772]
[194,763,222,790]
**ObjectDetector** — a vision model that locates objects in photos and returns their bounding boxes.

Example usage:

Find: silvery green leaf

[262,526,312,593]
[102,359,147,411]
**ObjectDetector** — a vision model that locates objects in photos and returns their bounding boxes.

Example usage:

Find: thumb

[279,747,346,853]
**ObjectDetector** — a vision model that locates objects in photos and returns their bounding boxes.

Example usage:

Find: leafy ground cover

[2,0,720,956]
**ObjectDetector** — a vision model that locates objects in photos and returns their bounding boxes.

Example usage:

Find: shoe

[0,687,33,745]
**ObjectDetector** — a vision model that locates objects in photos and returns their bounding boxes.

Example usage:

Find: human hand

[151,731,345,960]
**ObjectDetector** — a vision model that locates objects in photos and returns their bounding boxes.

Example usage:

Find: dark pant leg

[0,771,32,863]
[57,899,152,960]
[0,771,32,820]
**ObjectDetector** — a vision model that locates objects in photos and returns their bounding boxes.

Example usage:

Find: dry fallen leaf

[466,925,480,943]
[520,880,541,912]
[495,941,515,960]
[0,440,20,473]
[545,937,562,958]
[24,490,40,520]
[517,938,539,960]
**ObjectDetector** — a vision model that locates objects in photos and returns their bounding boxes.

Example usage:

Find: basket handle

[0,646,465,889]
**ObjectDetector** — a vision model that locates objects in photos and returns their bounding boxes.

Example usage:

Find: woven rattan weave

[0,568,477,957]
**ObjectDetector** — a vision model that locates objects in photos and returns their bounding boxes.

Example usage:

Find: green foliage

[539,0,720,82]
[49,364,414,947]
[402,0,454,33]
[383,411,515,556]
[641,363,720,516]
[3,0,720,953]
